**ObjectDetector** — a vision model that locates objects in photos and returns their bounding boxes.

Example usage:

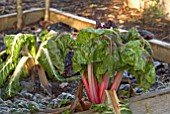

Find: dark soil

[0,0,170,42]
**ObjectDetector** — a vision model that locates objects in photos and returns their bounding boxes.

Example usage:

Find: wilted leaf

[5,56,30,98]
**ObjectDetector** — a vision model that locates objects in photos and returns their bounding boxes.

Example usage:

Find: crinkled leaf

[72,28,116,81]
[140,38,153,55]
[124,27,141,42]
[55,34,74,58]
[37,32,78,81]
[120,40,155,89]
[46,39,65,74]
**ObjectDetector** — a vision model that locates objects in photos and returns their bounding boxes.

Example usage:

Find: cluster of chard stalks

[82,67,124,104]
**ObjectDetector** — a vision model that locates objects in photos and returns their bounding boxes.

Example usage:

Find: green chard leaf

[37,33,74,80]
[55,34,75,59]
[119,39,155,89]
[36,40,65,81]
[124,27,141,42]
[4,34,36,59]
[0,34,36,87]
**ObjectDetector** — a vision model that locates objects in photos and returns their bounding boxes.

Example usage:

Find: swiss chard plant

[0,31,77,98]
[70,28,155,104]
[0,33,39,98]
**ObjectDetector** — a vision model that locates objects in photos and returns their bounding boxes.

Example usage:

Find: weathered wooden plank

[129,87,170,102]
[0,8,44,31]
[129,87,170,114]
[24,8,44,25]
[149,39,170,64]
[49,8,95,30]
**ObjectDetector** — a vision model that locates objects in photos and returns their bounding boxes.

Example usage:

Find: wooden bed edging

[129,87,170,102]
[149,39,170,63]
[0,8,45,31]
[49,8,96,31]
[129,87,170,114]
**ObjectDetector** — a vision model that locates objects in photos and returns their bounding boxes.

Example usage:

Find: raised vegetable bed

[0,8,170,114]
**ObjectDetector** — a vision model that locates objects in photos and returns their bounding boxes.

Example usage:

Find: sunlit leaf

[5,56,30,98]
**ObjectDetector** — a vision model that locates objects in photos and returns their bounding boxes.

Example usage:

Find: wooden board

[0,8,44,31]
[49,8,95,31]
[129,87,170,114]
[149,39,170,63]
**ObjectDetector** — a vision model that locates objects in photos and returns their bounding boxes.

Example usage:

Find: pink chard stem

[94,75,99,96]
[88,63,100,104]
[99,73,110,103]
[82,71,92,102]
[111,71,124,91]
